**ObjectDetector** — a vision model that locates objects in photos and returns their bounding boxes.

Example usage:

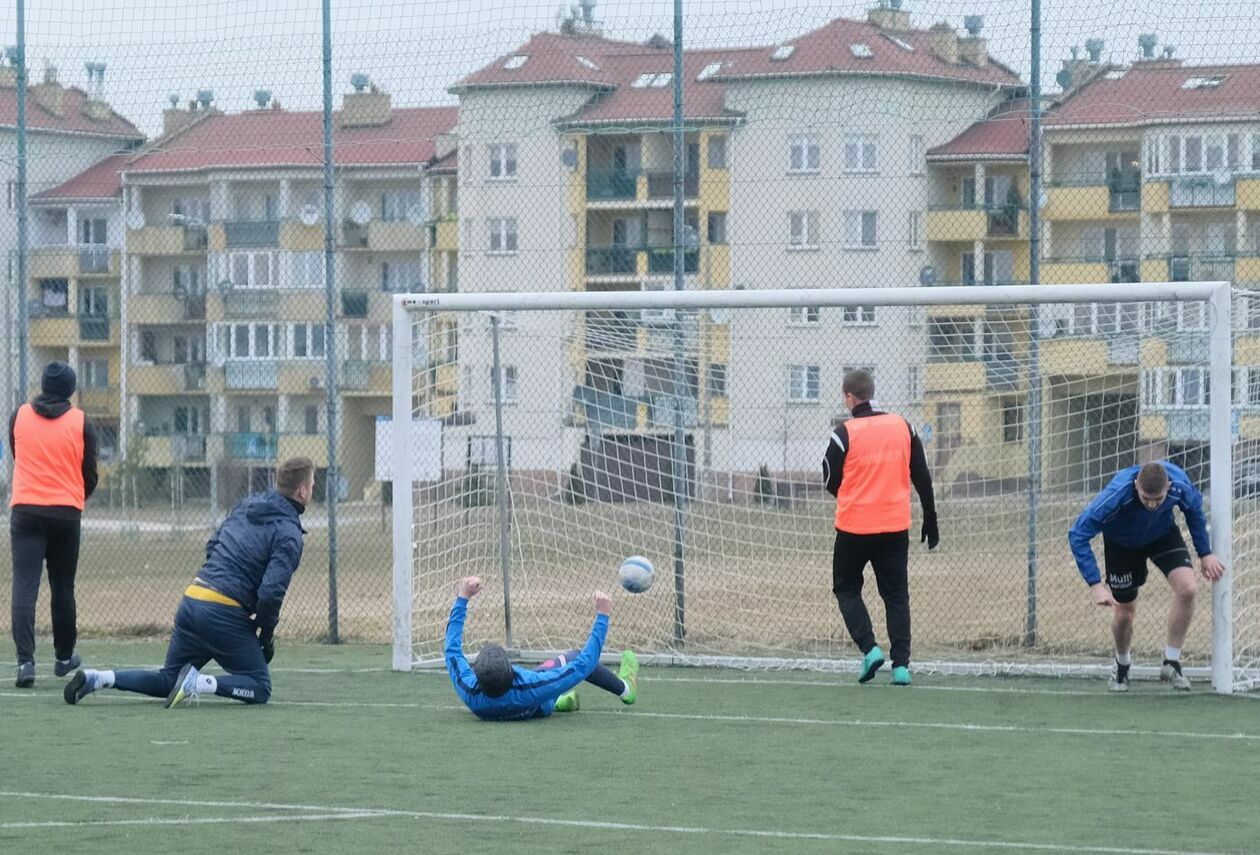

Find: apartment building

[3,60,144,483]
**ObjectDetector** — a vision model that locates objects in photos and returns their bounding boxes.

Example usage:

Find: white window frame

[229,251,276,289]
[490,365,519,404]
[789,134,820,173]
[218,322,282,360]
[909,135,925,175]
[6,180,16,211]
[487,218,518,254]
[843,210,878,250]
[787,364,821,403]
[381,188,424,221]
[788,306,821,326]
[908,211,923,251]
[289,323,327,359]
[843,135,878,173]
[488,144,518,180]
[293,252,325,289]
[80,358,109,389]
[907,365,922,403]
[788,211,819,250]
[707,135,728,169]
[841,305,877,326]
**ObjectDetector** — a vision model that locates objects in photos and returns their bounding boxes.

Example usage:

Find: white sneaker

[1109,660,1130,693]
[165,663,201,708]
[1160,660,1191,691]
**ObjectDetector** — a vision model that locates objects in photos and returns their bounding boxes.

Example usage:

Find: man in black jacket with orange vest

[822,369,938,686]
[8,361,99,688]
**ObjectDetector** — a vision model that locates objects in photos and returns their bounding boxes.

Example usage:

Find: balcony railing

[224,290,279,317]
[587,169,639,201]
[1166,254,1235,283]
[226,432,278,461]
[1109,181,1141,212]
[224,220,280,248]
[986,206,1022,237]
[646,171,699,199]
[1170,176,1236,208]
[646,247,699,275]
[28,300,69,318]
[78,246,113,274]
[172,434,208,462]
[184,227,209,251]
[573,386,638,429]
[647,394,699,429]
[224,360,279,390]
[341,359,371,390]
[586,247,637,275]
[182,294,207,320]
[78,315,111,341]
[341,291,370,318]
[183,362,207,391]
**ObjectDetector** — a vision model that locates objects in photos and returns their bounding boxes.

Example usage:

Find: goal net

[391,282,1255,693]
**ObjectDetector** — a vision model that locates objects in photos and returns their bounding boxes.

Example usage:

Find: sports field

[3,641,1257,855]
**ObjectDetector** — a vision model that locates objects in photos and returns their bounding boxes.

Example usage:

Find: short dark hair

[842,369,875,402]
[472,644,514,698]
[276,457,315,497]
[1137,462,1170,496]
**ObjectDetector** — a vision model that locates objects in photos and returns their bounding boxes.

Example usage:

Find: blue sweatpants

[114,597,271,704]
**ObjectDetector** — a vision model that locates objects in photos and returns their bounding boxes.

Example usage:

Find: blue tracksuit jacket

[1068,462,1212,586]
[445,596,608,721]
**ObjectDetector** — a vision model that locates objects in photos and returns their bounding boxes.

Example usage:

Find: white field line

[0,791,1238,855]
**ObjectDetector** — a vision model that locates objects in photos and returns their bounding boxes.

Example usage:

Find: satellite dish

[560,147,578,170]
[918,265,937,287]
[405,204,425,226]
[300,204,320,227]
[350,200,373,226]
[126,209,145,230]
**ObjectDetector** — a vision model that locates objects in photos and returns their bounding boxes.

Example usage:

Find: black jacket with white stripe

[821,400,937,524]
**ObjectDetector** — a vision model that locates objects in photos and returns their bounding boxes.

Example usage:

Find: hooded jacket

[195,490,306,637]
[8,393,99,517]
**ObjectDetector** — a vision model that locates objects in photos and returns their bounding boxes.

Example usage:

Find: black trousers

[10,509,82,664]
[832,530,911,668]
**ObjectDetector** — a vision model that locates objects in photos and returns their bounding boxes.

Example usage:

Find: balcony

[223,290,279,317]
[586,247,637,276]
[224,360,279,390]
[587,169,639,201]
[573,386,639,430]
[29,246,119,278]
[226,432,278,461]
[1165,254,1235,283]
[78,314,111,341]
[78,245,116,275]
[1109,180,1141,213]
[128,225,207,255]
[340,291,369,318]
[77,387,119,417]
[184,362,208,391]
[340,359,371,391]
[183,294,207,320]
[646,171,699,199]
[224,220,280,248]
[986,206,1026,238]
[1169,176,1236,209]
[430,217,458,252]
[173,434,208,462]
[646,247,699,275]
[367,221,427,253]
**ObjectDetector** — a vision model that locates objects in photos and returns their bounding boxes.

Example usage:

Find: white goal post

[392,282,1245,693]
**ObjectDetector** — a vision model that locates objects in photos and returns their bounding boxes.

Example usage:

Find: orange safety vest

[834,413,911,535]
[10,404,86,510]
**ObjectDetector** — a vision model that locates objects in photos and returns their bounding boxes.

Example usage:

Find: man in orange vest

[822,369,938,686]
[8,361,99,688]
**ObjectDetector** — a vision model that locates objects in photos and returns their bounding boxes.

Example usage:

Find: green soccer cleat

[165,663,200,709]
[858,645,885,684]
[554,689,580,713]
[618,650,639,705]
[891,666,912,686]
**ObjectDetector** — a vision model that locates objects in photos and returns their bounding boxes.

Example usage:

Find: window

[631,72,672,88]
[173,405,202,435]
[291,323,327,359]
[1181,75,1226,89]
[1167,135,1181,174]
[789,135,820,172]
[381,259,424,293]
[788,211,819,248]
[707,363,728,397]
[173,264,205,295]
[294,252,324,289]
[788,364,820,402]
[697,62,725,81]
[1185,137,1203,173]
[171,196,210,223]
[490,365,518,403]
[844,135,878,172]
[907,365,922,403]
[909,135,925,174]
[219,323,282,359]
[1205,136,1224,171]
[908,211,923,251]
[1227,134,1242,170]
[576,55,599,71]
[140,331,158,363]
[304,404,319,436]
[6,180,15,210]
[789,306,821,326]
[40,279,69,313]
[488,218,518,253]
[80,218,107,245]
[707,135,728,169]
[843,211,878,249]
[849,43,874,59]
[503,55,528,70]
[229,251,275,288]
[80,359,109,389]
[381,188,423,221]
[842,305,876,325]
[80,286,109,317]
[928,318,977,361]
[707,211,727,245]
[488,144,518,179]
[771,44,796,61]
[1002,400,1025,443]
[173,335,204,364]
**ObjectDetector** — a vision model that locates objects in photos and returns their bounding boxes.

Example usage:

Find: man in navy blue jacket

[446,576,639,721]
[1069,461,1224,692]
[65,457,315,708]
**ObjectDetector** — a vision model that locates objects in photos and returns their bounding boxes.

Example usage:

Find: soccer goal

[391,281,1257,694]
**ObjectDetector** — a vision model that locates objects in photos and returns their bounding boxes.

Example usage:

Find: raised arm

[511,592,612,706]
[446,577,481,690]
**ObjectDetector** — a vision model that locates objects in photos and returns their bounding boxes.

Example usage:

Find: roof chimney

[579,0,595,23]
[196,88,214,109]
[82,62,113,121]
[163,92,199,136]
[1085,38,1105,63]
[0,46,17,88]
[341,75,391,127]
[959,16,987,66]
[1138,33,1157,59]
[929,22,959,65]
[868,0,912,32]
[253,89,272,109]
[31,62,65,117]
[1163,44,1176,59]
[1059,46,1095,92]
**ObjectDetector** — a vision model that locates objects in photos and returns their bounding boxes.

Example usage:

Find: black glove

[921,516,940,550]
[258,629,275,665]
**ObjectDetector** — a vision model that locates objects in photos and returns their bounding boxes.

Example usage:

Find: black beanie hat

[41,361,77,399]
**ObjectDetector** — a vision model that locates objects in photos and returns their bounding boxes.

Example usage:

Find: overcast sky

[3,0,1258,137]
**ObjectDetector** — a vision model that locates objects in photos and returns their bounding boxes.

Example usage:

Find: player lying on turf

[446,576,638,720]
[1068,460,1225,693]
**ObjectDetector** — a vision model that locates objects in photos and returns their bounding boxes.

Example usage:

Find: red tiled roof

[32,152,129,201]
[125,105,459,174]
[0,85,143,139]
[451,32,646,91]
[428,148,457,173]
[929,98,1030,160]
[716,18,1021,88]
[1046,62,1260,128]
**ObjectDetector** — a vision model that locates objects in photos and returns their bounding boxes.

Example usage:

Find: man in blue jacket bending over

[1069,461,1224,693]
[65,457,315,708]
[447,576,639,721]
